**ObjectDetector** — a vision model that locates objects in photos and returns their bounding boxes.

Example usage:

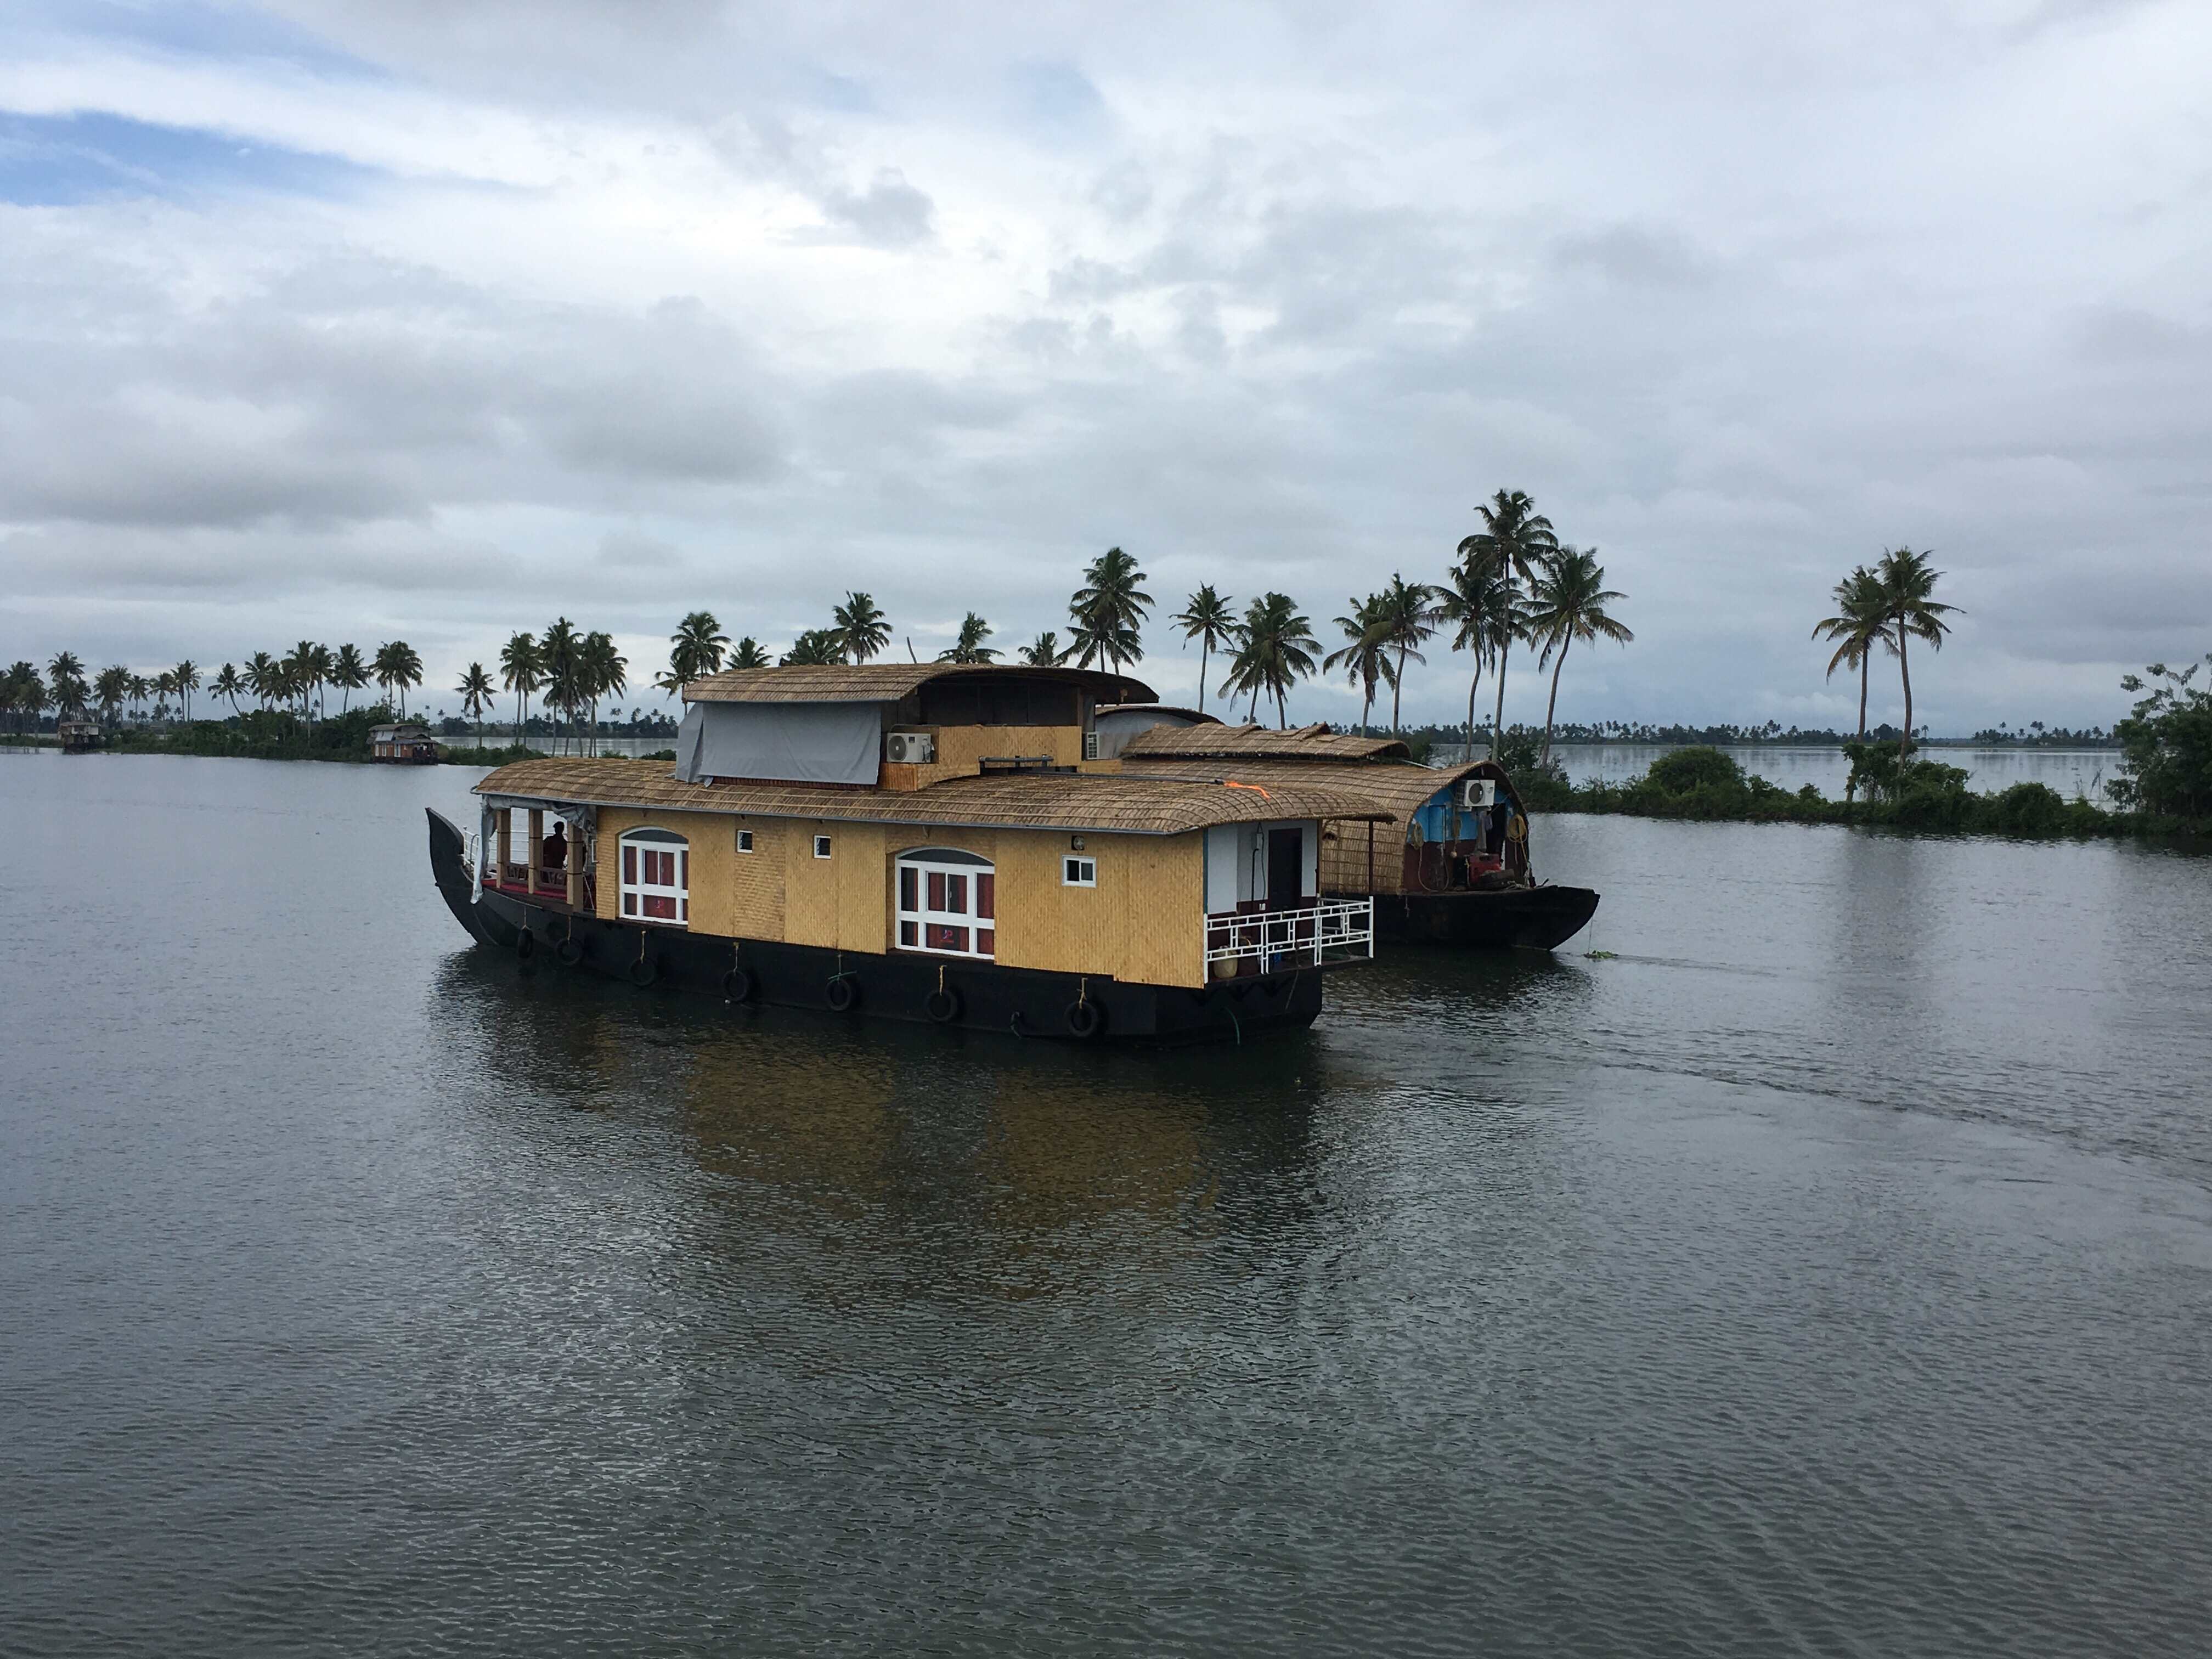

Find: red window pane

[623,845,636,883]
[947,873,967,914]
[925,923,968,953]
[975,928,994,957]
[622,893,636,916]
[975,874,994,919]
[900,867,917,911]
[899,921,917,946]
[927,871,945,911]
[644,894,676,919]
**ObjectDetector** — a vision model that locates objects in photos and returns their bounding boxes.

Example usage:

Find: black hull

[1369,885,1599,951]
[426,809,1322,1045]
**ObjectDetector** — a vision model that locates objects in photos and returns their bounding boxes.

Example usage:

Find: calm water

[4,753,2210,1656]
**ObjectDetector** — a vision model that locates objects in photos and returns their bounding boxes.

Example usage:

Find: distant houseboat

[1108,713,1600,950]
[57,717,103,754]
[426,665,1389,1042]
[371,724,439,764]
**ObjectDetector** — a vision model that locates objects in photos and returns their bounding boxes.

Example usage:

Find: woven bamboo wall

[592,805,740,934]
[588,808,1205,985]
[1319,819,1404,895]
[730,815,787,938]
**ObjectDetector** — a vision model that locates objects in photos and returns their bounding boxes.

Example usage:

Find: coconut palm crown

[1435,558,1523,757]
[1171,584,1238,714]
[1322,594,1396,735]
[1069,546,1152,673]
[1222,592,1319,728]
[936,613,998,663]
[1457,490,1558,757]
[833,592,891,665]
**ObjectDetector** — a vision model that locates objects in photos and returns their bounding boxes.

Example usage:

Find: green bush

[1986,781,2069,836]
[2108,656,2212,819]
[1645,746,1745,794]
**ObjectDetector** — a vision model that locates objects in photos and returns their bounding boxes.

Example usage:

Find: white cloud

[1,0,2208,732]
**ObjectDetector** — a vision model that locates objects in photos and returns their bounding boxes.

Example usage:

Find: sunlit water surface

[3,754,2209,1656]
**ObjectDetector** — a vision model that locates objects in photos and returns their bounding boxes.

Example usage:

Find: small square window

[814,835,833,859]
[737,828,754,853]
[1063,856,1096,887]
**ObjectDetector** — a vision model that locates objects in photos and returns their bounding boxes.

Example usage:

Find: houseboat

[371,723,439,764]
[57,717,103,754]
[426,664,1390,1042]
[1106,712,1600,950]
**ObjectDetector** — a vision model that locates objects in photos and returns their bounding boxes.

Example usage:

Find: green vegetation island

[8,488,2208,844]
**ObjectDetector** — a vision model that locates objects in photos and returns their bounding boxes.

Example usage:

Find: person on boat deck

[541,821,567,872]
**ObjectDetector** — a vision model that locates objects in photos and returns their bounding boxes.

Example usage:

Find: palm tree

[331,644,369,714]
[1457,489,1559,757]
[94,665,131,725]
[46,651,87,716]
[1069,546,1152,673]
[285,641,322,719]
[667,610,730,696]
[8,662,50,734]
[127,673,151,720]
[1812,565,1895,741]
[936,613,998,663]
[580,631,627,755]
[832,592,891,664]
[781,629,845,665]
[211,663,244,715]
[172,660,200,721]
[1523,547,1634,766]
[1323,594,1395,735]
[1876,548,1960,757]
[730,637,770,670]
[1435,559,1522,757]
[1223,592,1319,727]
[374,640,425,718]
[1018,630,1070,667]
[538,620,582,752]
[1172,585,1238,714]
[1374,573,1440,733]
[499,632,542,743]
[457,662,496,749]
[244,652,279,710]
[153,670,178,723]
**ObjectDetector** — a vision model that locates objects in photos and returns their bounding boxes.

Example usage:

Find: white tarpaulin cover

[675,701,884,786]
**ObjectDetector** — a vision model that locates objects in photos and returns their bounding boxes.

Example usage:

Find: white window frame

[619,828,689,927]
[895,848,996,961]
[1063,855,1097,888]
[813,834,833,859]
[737,828,754,853]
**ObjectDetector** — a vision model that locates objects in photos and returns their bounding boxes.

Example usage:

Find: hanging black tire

[1064,999,1103,1039]
[628,954,657,988]
[825,975,857,1012]
[514,926,537,962]
[723,966,755,1003]
[556,937,584,968]
[924,987,961,1024]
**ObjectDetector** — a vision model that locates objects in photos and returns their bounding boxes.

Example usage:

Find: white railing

[1204,897,1374,971]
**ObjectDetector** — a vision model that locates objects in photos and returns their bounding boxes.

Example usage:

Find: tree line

[640,488,1632,764]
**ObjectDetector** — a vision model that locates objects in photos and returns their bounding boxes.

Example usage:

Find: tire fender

[1065,998,1103,1039]
[723,966,755,1003]
[825,975,857,1012]
[924,987,961,1024]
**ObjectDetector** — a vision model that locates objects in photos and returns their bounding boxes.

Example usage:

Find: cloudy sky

[3,0,2206,732]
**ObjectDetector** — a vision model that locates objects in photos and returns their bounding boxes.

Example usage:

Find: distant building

[58,718,102,754]
[370,724,439,764]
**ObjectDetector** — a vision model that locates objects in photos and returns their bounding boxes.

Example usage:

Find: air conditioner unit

[1083,731,1101,760]
[885,731,935,764]
[1458,779,1496,810]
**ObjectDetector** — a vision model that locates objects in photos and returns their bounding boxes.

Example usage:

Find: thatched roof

[684,662,1155,705]
[1120,722,1412,762]
[1121,755,1515,822]
[476,758,1392,836]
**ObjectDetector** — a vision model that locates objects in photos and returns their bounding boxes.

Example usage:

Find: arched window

[895,847,994,960]
[619,827,689,925]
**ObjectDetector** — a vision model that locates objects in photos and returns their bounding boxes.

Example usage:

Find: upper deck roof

[476,758,1393,836]
[1120,722,1412,762]
[1120,754,1519,821]
[684,662,1156,705]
